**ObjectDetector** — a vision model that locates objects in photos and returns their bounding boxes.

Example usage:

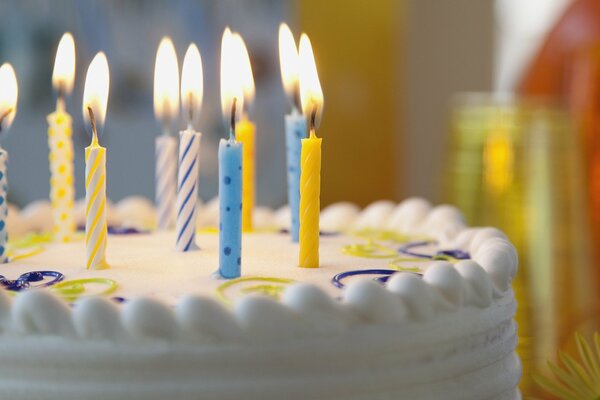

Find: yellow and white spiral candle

[48,32,76,242]
[82,52,110,270]
[298,33,324,269]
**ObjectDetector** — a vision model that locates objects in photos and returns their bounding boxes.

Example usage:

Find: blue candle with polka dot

[218,138,243,279]
[285,109,307,242]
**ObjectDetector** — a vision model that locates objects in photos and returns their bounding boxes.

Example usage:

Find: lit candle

[82,52,110,270]
[279,23,307,242]
[0,64,18,264]
[48,33,76,242]
[153,37,179,230]
[233,34,255,232]
[298,34,324,269]
[219,28,244,279]
[176,43,203,252]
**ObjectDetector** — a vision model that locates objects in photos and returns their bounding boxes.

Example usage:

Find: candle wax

[299,134,322,268]
[285,109,307,242]
[175,129,201,251]
[236,118,255,232]
[218,138,243,279]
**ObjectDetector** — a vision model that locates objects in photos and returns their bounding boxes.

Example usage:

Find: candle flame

[278,23,300,106]
[233,33,255,108]
[181,43,203,127]
[0,63,18,132]
[52,32,76,96]
[299,34,323,131]
[82,52,110,139]
[154,37,180,128]
[220,28,244,129]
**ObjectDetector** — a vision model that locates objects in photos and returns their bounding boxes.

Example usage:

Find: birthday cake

[0,197,521,400]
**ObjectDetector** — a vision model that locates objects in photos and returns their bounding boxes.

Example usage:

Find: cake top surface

[0,197,518,344]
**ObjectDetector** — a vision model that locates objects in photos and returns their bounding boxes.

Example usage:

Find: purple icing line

[0,270,64,291]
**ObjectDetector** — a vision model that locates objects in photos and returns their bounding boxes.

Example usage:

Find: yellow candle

[47,110,75,242]
[236,117,255,232]
[299,132,322,268]
[49,32,76,242]
[298,33,324,268]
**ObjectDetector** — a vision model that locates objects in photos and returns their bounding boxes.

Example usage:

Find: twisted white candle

[175,129,201,251]
[155,135,177,230]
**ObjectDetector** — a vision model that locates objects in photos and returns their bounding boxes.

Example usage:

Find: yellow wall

[297,0,402,206]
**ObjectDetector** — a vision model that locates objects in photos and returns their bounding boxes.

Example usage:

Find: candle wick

[188,93,194,127]
[309,105,317,138]
[87,106,99,144]
[230,97,237,141]
[0,107,13,134]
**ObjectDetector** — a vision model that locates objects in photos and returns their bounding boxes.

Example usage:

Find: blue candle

[285,108,307,242]
[218,138,243,279]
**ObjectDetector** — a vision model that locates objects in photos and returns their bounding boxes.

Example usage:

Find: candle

[298,34,324,269]
[233,34,255,232]
[0,64,18,264]
[82,53,110,270]
[219,28,244,279]
[176,44,203,252]
[153,37,179,230]
[279,23,307,242]
[48,33,76,242]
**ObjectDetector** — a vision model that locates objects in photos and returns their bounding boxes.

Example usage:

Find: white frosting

[0,197,520,400]
[115,196,157,230]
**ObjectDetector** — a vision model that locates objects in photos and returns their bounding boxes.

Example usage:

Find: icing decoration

[177,295,244,342]
[12,290,76,337]
[342,242,397,259]
[399,241,470,263]
[73,296,125,341]
[6,245,44,261]
[331,269,400,289]
[122,297,177,339]
[51,277,118,302]
[0,270,64,291]
[343,279,408,324]
[352,229,412,243]
[216,276,296,304]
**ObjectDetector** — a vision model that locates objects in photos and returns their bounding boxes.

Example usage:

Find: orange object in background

[519,0,600,284]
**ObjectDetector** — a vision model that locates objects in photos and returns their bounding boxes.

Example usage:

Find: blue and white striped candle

[218,138,242,279]
[0,149,8,263]
[285,108,307,242]
[175,129,201,251]
[155,135,177,230]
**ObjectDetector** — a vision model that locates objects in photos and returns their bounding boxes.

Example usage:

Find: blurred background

[2,0,600,397]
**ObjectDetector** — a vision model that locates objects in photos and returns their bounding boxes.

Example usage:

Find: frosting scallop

[344,279,408,324]
[387,197,432,232]
[283,283,354,333]
[122,297,177,340]
[423,261,465,310]
[115,196,157,230]
[176,295,244,342]
[21,200,54,233]
[12,290,75,337]
[469,227,509,255]
[319,202,360,232]
[352,200,396,230]
[274,205,291,230]
[235,295,311,342]
[454,260,493,308]
[386,272,436,321]
[73,297,125,341]
[196,197,220,228]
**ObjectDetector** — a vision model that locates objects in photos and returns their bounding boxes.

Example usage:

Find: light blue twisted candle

[285,108,307,242]
[218,138,243,279]
[175,129,201,251]
[0,148,7,263]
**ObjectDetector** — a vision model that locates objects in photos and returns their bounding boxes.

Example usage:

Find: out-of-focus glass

[444,94,598,397]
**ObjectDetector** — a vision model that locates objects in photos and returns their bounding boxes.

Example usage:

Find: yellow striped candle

[235,117,255,232]
[299,132,321,268]
[298,33,324,269]
[82,52,110,270]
